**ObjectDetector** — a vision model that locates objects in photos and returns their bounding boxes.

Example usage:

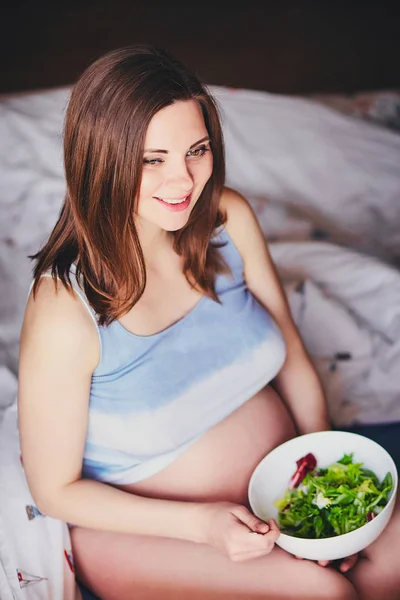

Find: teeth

[159,197,187,205]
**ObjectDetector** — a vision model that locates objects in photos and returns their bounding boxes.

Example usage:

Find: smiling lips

[154,193,192,212]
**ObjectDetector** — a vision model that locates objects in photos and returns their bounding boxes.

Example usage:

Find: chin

[160,216,191,232]
[137,198,197,233]
[154,206,195,232]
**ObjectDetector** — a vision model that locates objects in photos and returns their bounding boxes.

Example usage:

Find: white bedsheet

[214,86,400,261]
[270,241,400,425]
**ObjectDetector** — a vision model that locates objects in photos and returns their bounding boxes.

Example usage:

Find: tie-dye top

[65,226,286,484]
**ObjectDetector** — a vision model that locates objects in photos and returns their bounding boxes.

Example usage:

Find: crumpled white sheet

[270,241,400,426]
[0,366,17,411]
[213,85,400,261]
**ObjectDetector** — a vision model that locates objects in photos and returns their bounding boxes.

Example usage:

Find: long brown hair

[31,45,227,325]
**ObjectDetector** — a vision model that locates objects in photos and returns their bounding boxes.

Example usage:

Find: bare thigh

[347,493,400,600]
[72,528,358,600]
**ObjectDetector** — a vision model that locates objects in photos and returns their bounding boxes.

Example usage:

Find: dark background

[1,0,400,95]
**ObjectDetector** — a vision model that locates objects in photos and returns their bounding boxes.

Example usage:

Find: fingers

[247,519,280,541]
[231,519,280,561]
[254,521,270,534]
[317,560,331,567]
[241,519,280,546]
[339,553,358,573]
[294,554,358,573]
[265,519,281,545]
[255,520,280,546]
[232,505,271,534]
[295,555,331,567]
[316,554,358,571]
[227,507,281,562]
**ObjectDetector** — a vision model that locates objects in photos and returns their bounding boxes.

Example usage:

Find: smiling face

[136,99,213,233]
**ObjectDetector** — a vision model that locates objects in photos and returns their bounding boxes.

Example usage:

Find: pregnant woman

[18,46,400,599]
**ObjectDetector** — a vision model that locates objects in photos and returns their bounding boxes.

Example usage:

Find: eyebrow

[144,136,210,154]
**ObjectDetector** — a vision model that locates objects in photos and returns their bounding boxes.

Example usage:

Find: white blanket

[270,241,400,425]
[214,86,400,261]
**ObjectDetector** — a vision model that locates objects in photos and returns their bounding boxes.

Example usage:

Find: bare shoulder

[23,276,94,338]
[19,277,100,507]
[218,189,291,326]
[219,186,255,223]
[21,276,100,373]
[219,186,263,258]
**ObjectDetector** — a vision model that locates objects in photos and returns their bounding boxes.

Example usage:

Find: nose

[166,157,193,191]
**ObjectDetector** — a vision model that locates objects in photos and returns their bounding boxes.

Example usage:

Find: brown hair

[31,45,227,325]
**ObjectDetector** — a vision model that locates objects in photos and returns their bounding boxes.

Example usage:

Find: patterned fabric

[0,404,78,600]
[76,226,286,484]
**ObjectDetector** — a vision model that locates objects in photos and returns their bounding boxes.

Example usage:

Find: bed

[1,4,400,597]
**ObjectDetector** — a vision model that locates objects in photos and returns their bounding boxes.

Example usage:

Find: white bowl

[248,431,398,561]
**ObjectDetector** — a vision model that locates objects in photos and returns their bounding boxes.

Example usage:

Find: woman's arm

[18,279,204,542]
[221,188,330,435]
[18,278,280,562]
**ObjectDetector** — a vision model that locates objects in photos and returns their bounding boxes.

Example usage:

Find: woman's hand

[295,553,359,573]
[201,501,280,562]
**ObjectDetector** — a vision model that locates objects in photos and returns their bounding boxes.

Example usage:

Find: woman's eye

[143,145,210,165]
[143,158,163,166]
[187,145,210,158]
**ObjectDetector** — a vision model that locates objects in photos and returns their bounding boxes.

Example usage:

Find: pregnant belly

[115,386,296,506]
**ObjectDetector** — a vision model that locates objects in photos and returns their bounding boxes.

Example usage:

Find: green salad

[274,452,393,539]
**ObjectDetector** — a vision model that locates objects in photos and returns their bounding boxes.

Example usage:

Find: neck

[135,217,174,266]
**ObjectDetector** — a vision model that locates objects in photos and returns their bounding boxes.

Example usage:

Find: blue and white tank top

[54,227,286,484]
